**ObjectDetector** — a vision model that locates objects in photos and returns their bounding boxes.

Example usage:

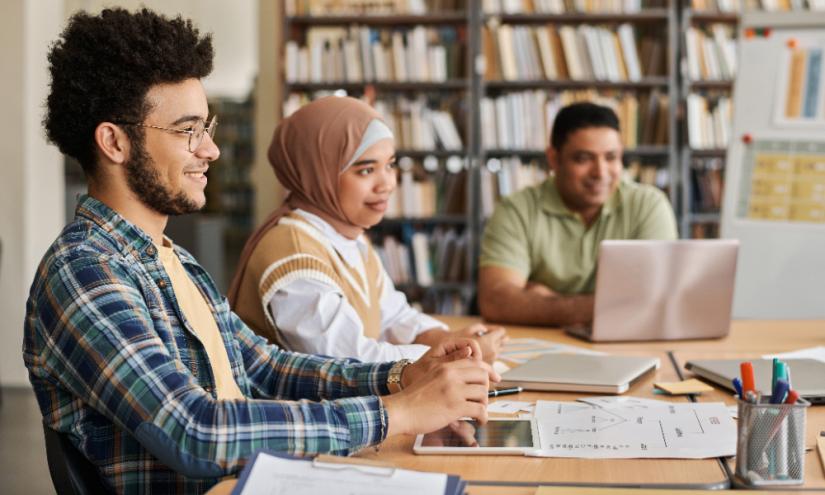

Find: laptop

[685,358,825,405]
[498,354,660,394]
[566,239,739,342]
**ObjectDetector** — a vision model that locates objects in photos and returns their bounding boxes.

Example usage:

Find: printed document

[235,453,448,495]
[528,400,736,459]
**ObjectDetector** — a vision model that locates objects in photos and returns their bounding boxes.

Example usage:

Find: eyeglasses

[117,115,218,153]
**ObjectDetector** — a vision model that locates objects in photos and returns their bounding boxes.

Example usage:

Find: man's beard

[125,139,202,216]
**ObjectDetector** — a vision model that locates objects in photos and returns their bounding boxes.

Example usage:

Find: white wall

[0,0,65,387]
[65,0,258,100]
[0,1,259,387]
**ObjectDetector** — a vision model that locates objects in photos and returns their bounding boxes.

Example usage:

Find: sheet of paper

[576,396,671,408]
[763,346,825,362]
[487,401,534,414]
[237,453,447,495]
[528,400,736,459]
[654,378,715,395]
[500,338,605,364]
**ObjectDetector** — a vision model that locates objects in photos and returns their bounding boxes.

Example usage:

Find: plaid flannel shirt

[23,195,393,494]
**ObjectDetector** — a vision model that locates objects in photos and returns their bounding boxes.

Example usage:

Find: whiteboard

[721,12,825,318]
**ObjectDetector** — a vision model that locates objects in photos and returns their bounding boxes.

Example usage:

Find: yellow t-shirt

[158,241,244,400]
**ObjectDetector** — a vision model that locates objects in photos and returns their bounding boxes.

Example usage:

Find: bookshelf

[679,4,737,238]
[272,0,688,313]
[280,1,477,314]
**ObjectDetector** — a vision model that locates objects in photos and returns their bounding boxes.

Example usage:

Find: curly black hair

[44,8,214,176]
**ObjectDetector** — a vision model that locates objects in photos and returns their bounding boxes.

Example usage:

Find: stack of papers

[764,346,825,362]
[232,451,465,495]
[500,337,604,364]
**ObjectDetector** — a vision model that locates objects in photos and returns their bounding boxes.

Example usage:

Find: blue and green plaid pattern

[23,195,393,494]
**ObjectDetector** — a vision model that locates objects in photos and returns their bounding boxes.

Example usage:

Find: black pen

[488,386,523,398]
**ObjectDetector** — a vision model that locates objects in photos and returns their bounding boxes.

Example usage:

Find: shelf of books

[281,0,476,314]
[479,0,678,217]
[680,4,737,237]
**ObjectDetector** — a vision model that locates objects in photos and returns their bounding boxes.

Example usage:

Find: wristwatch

[387,359,412,393]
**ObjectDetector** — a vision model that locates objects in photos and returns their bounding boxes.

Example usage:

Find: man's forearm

[480,287,594,327]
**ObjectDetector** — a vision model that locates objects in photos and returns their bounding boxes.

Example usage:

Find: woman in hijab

[228,96,506,363]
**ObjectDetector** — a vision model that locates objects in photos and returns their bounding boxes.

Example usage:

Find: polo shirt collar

[540,177,625,219]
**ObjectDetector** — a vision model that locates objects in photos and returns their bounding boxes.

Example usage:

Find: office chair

[43,423,109,495]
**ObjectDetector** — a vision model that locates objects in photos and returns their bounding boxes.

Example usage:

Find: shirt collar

[293,208,369,261]
[74,194,198,264]
[540,177,624,220]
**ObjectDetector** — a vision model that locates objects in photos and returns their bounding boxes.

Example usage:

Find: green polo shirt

[480,177,678,295]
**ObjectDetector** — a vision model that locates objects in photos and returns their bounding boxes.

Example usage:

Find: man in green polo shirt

[478,102,678,326]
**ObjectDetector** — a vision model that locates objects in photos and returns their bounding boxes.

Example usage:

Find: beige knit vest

[232,212,384,347]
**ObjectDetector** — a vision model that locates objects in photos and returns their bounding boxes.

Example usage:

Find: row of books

[625,160,670,189]
[286,0,444,15]
[686,93,732,150]
[483,0,661,13]
[684,25,736,82]
[385,167,468,218]
[283,93,464,150]
[480,89,669,149]
[374,227,470,287]
[690,158,725,213]
[480,157,548,217]
[484,23,664,82]
[375,97,464,150]
[690,0,825,11]
[285,26,464,84]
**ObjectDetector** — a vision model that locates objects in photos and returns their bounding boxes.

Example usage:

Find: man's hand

[455,324,508,365]
[400,337,500,389]
[413,324,509,365]
[382,357,492,437]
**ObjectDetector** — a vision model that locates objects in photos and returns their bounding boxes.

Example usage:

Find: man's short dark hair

[550,102,620,151]
[44,8,214,177]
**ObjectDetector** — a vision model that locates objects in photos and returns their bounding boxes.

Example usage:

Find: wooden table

[208,317,825,493]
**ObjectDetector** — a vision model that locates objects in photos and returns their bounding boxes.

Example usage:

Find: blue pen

[770,378,790,404]
[732,377,743,398]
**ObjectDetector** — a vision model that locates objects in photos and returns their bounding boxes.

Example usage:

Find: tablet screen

[418,420,534,448]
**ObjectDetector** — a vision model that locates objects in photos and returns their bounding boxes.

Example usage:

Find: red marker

[740,362,756,395]
[784,389,800,405]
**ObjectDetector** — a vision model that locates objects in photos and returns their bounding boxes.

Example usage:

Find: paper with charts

[527,400,736,459]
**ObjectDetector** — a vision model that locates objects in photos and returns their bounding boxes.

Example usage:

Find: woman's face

[338,138,397,230]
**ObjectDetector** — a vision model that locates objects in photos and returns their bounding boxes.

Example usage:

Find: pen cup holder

[735,397,810,486]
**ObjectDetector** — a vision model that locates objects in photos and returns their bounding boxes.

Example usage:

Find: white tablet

[413,418,539,455]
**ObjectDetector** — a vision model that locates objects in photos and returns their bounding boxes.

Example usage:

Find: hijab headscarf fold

[227,96,392,305]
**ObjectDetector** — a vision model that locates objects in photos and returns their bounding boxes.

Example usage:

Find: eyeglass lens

[189,116,218,152]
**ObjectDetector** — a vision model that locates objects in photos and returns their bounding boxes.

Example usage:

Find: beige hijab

[227,96,388,305]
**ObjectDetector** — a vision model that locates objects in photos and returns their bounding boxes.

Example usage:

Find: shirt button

[157,279,168,289]
[146,245,157,256]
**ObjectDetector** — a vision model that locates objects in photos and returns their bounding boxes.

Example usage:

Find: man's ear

[546,145,559,175]
[94,122,130,165]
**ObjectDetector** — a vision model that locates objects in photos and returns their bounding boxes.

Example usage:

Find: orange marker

[745,28,755,39]
[787,38,798,49]
[784,389,800,405]
[740,361,756,395]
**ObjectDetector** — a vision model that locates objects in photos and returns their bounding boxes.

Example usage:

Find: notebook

[498,354,660,394]
[685,358,825,405]
[566,239,739,342]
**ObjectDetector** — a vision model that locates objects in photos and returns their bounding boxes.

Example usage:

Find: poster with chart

[721,12,825,318]
[736,139,825,224]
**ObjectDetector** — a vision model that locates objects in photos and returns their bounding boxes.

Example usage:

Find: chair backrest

[42,423,109,495]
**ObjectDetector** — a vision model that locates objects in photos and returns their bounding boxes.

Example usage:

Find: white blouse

[267,209,447,362]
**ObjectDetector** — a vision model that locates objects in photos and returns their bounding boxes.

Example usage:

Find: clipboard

[231,450,465,495]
